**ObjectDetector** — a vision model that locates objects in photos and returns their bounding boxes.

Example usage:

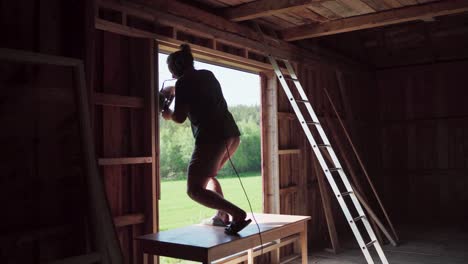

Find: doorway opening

[157,53,262,243]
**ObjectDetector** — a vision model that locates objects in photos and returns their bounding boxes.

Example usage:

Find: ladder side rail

[269,57,376,264]
[283,61,334,150]
[281,59,387,264]
[283,61,320,124]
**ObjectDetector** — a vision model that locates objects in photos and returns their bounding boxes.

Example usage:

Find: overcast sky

[158,53,260,106]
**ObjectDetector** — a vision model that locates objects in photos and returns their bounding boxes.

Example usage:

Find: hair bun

[180,44,192,54]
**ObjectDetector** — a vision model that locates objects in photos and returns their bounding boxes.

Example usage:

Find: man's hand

[161,85,175,97]
[162,109,173,120]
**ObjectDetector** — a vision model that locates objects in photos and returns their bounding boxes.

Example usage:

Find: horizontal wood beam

[222,0,322,22]
[98,157,153,166]
[212,234,299,264]
[277,111,296,120]
[0,48,82,66]
[94,92,145,108]
[47,253,101,264]
[278,149,301,155]
[280,185,299,195]
[114,213,145,227]
[111,0,367,71]
[282,0,468,41]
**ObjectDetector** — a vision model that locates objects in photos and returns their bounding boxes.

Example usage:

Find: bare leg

[188,176,246,223]
[188,137,246,223]
[205,178,229,224]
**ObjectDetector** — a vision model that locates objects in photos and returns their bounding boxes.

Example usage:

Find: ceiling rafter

[281,0,468,41]
[222,0,324,22]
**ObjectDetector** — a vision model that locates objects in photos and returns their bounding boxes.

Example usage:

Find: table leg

[300,222,308,264]
[271,243,280,264]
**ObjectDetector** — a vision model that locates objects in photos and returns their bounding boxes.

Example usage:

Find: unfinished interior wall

[377,60,468,226]
[0,0,90,263]
[92,30,158,263]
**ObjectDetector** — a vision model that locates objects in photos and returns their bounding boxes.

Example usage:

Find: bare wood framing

[261,72,280,214]
[96,0,366,71]
[47,253,102,264]
[0,48,124,264]
[324,88,399,243]
[278,149,301,155]
[313,155,341,252]
[222,0,323,22]
[280,185,299,196]
[114,214,145,227]
[98,157,153,166]
[94,93,145,108]
[282,0,468,40]
[213,235,299,264]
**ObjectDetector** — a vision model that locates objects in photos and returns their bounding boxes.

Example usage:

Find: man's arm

[162,104,188,123]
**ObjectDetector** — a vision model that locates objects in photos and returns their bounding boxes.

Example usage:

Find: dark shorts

[188,136,240,179]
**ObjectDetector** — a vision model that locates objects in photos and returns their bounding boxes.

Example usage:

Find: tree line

[159,105,261,180]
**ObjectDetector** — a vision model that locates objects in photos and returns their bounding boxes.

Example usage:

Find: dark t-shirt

[174,69,240,143]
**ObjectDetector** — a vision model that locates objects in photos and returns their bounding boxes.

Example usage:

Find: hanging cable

[225,141,264,257]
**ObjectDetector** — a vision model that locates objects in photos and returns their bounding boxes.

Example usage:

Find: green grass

[159,173,262,264]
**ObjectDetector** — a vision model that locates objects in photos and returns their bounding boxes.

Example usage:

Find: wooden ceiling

[307,11,468,68]
[188,0,468,41]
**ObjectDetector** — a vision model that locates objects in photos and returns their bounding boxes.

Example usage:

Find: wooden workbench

[137,213,310,264]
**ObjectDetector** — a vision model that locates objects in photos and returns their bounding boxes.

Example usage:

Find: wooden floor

[290,226,468,264]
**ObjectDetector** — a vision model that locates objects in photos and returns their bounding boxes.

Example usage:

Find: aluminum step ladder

[267,55,389,264]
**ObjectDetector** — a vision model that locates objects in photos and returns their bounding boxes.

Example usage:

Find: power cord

[225,140,264,257]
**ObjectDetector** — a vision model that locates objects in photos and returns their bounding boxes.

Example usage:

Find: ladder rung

[366,240,377,248]
[328,167,342,172]
[317,144,331,148]
[295,99,309,103]
[306,121,320,125]
[341,191,353,196]
[284,76,299,82]
[270,55,288,61]
[353,215,366,222]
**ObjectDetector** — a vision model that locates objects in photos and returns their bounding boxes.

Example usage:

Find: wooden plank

[277,112,296,120]
[313,155,341,253]
[278,149,301,155]
[94,93,145,108]
[145,40,158,264]
[98,0,368,71]
[96,18,158,39]
[114,213,145,227]
[222,0,324,22]
[47,253,102,264]
[280,185,299,195]
[98,157,153,166]
[321,1,361,17]
[382,0,403,8]
[324,88,400,244]
[213,235,299,264]
[0,48,81,66]
[336,0,376,14]
[359,0,391,11]
[307,4,341,20]
[290,8,328,23]
[261,72,280,214]
[282,0,468,40]
[157,36,273,73]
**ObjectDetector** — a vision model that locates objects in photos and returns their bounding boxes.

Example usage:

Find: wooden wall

[93,30,158,264]
[377,60,468,226]
[0,0,90,263]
